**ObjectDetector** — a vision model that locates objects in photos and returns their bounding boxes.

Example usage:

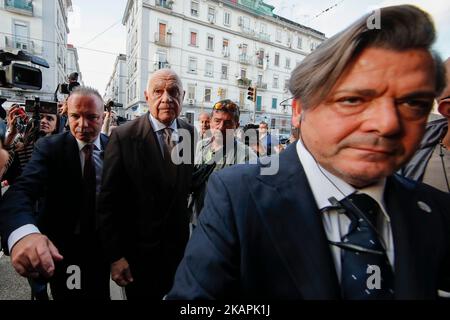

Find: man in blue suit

[0,87,110,299]
[167,5,450,300]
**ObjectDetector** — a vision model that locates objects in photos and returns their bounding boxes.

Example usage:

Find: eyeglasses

[213,100,239,114]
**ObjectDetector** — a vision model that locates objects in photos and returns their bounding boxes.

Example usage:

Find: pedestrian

[0,86,110,300]
[97,69,195,300]
[167,5,450,300]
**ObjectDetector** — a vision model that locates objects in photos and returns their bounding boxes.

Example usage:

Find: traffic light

[247,86,257,102]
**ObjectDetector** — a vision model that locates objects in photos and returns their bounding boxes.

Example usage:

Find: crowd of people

[0,4,449,301]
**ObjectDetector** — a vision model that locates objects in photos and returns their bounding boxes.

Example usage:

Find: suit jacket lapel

[386,176,438,299]
[248,144,340,299]
[133,113,171,190]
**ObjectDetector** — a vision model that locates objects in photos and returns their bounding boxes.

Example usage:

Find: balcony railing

[240,26,255,36]
[256,82,268,90]
[258,32,271,42]
[5,0,33,15]
[237,78,252,87]
[154,61,171,71]
[239,54,250,65]
[155,0,173,10]
[2,35,41,54]
[256,59,264,68]
[154,32,172,47]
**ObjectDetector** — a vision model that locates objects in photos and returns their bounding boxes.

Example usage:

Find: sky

[68,0,450,94]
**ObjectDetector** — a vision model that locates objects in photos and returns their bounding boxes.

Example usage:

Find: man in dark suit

[0,86,110,299]
[167,5,450,300]
[97,69,194,299]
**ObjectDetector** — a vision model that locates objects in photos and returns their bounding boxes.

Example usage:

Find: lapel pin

[417,201,432,214]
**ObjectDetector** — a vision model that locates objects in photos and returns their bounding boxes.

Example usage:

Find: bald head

[144,69,185,125]
[438,58,450,102]
[147,69,183,92]
[198,112,211,135]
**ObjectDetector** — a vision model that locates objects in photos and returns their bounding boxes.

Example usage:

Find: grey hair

[70,86,104,104]
[289,5,447,110]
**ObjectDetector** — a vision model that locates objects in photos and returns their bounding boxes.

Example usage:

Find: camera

[59,72,80,95]
[0,50,49,90]
[25,99,58,115]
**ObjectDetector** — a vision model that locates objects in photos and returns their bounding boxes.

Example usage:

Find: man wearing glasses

[168,5,450,300]
[189,99,257,225]
[400,57,450,193]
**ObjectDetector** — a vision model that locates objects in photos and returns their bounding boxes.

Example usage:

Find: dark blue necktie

[340,193,394,300]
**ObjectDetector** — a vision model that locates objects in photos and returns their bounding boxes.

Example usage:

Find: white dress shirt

[7,135,104,252]
[148,113,179,157]
[296,140,395,282]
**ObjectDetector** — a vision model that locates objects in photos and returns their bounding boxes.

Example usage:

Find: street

[0,250,125,300]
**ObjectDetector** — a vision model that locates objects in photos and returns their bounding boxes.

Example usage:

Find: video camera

[0,50,49,90]
[59,72,80,95]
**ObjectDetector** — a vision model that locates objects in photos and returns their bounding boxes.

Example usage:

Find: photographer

[2,104,60,184]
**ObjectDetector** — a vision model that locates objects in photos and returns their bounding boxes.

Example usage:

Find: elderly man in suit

[0,86,110,299]
[97,69,194,300]
[167,5,450,300]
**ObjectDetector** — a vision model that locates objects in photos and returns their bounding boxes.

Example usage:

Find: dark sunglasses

[213,100,239,114]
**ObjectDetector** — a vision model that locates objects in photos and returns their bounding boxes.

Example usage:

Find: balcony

[256,59,264,68]
[2,35,41,54]
[258,32,271,42]
[4,0,33,16]
[240,26,255,36]
[155,0,173,10]
[239,54,250,65]
[154,32,171,47]
[256,82,268,90]
[154,61,170,71]
[237,78,252,88]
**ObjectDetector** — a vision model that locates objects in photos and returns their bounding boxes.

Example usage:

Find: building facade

[104,53,127,118]
[0,0,72,104]
[122,0,325,133]
[66,43,82,84]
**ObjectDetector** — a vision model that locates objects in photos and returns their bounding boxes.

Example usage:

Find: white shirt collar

[76,135,102,152]
[296,139,389,221]
[148,113,178,133]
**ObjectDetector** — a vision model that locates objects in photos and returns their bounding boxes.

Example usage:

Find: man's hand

[10,234,63,279]
[111,257,134,287]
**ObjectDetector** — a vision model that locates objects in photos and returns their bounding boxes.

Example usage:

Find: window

[205,60,213,77]
[188,84,196,100]
[221,64,228,79]
[188,57,197,73]
[207,35,214,51]
[222,38,229,57]
[272,98,278,110]
[285,58,291,69]
[208,7,215,23]
[276,28,282,42]
[297,36,303,49]
[240,68,247,79]
[190,31,197,46]
[224,11,231,26]
[274,53,280,67]
[191,1,199,16]
[273,75,279,89]
[239,91,245,107]
[219,89,227,99]
[284,78,290,91]
[257,74,263,85]
[14,21,28,50]
[204,87,211,102]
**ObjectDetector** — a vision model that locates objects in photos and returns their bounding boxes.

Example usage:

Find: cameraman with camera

[2,103,60,184]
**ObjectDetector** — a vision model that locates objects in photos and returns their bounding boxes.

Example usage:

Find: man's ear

[291,99,303,129]
[144,90,149,102]
[438,100,450,119]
